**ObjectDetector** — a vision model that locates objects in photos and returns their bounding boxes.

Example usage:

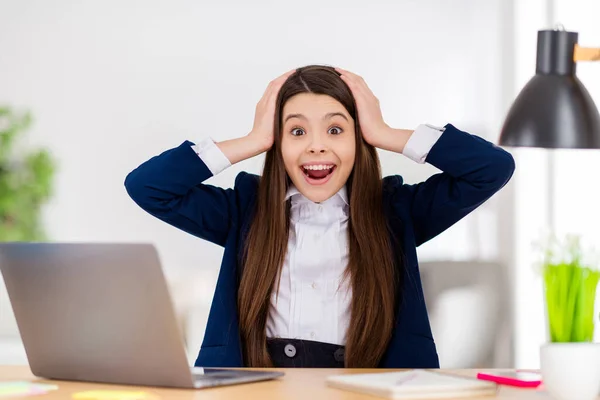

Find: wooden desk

[0,366,543,399]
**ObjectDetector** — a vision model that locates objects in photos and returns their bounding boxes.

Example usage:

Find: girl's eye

[291,128,305,136]
[328,126,343,135]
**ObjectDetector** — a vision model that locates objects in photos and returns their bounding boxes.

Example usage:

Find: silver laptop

[0,242,283,388]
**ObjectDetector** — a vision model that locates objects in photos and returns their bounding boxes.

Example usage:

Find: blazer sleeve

[124,140,240,247]
[392,124,515,247]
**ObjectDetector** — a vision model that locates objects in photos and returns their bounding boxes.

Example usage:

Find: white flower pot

[540,343,600,400]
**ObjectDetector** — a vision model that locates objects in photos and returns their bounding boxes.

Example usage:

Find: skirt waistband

[266,338,345,368]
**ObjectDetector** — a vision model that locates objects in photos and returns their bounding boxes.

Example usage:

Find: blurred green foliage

[543,235,600,342]
[0,106,55,241]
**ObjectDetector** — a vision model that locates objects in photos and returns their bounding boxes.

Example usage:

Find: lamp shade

[499,29,600,148]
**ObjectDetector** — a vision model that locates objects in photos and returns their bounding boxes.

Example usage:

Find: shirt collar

[284,184,349,206]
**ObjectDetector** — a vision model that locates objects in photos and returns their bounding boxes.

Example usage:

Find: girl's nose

[309,147,327,154]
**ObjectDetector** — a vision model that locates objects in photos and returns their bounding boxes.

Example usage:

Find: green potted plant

[0,106,56,241]
[542,234,600,343]
[538,234,600,400]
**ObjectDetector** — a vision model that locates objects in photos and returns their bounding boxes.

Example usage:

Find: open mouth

[300,164,336,185]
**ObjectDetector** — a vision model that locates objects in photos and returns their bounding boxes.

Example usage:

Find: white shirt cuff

[191,138,231,176]
[402,124,445,164]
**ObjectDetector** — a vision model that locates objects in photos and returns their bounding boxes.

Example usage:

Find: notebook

[326,370,498,399]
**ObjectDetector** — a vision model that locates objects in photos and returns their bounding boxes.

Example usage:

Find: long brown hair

[238,65,399,367]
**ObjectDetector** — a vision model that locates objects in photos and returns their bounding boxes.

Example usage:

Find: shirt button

[334,348,345,363]
[311,282,317,290]
[284,344,296,358]
[310,332,316,339]
[318,205,323,212]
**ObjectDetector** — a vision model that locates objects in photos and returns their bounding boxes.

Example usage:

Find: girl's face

[281,93,356,203]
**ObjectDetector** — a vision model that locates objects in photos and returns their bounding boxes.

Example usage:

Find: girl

[125,65,515,369]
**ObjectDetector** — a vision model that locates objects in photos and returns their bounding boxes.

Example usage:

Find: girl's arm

[386,124,515,246]
[124,70,293,246]
[336,67,515,246]
[124,135,265,247]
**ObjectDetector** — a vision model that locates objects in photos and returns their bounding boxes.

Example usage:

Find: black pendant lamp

[499,28,600,149]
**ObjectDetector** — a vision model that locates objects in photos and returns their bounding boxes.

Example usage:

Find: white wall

[0,0,514,362]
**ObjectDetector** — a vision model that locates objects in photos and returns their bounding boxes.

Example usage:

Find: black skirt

[266,338,345,368]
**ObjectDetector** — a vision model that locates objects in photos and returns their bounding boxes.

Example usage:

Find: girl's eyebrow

[284,112,350,124]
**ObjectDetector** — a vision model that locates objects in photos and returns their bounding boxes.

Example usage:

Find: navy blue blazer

[124,124,515,368]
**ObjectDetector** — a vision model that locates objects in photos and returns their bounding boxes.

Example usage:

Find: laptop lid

[0,242,196,388]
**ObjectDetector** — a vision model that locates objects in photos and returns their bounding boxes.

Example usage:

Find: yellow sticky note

[72,390,159,400]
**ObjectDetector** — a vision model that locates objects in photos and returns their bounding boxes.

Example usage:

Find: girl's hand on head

[247,69,296,152]
[335,68,393,149]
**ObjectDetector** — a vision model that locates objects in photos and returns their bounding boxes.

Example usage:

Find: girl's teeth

[304,165,333,170]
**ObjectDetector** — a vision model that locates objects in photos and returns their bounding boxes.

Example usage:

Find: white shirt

[266,184,351,344]
[192,124,444,345]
